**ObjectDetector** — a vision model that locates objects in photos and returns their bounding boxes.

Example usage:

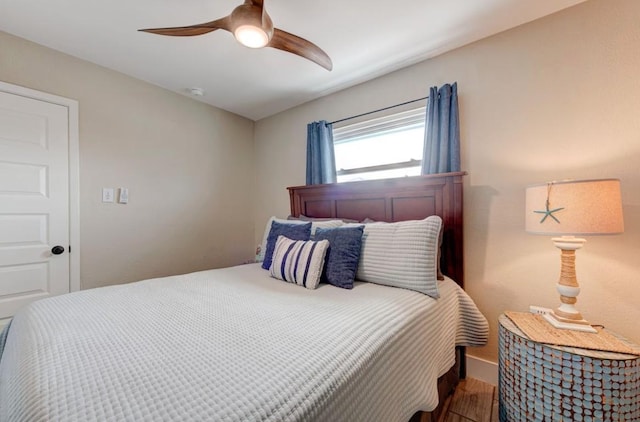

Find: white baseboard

[466,354,498,386]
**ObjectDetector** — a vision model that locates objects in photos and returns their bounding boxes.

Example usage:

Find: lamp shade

[525,179,624,235]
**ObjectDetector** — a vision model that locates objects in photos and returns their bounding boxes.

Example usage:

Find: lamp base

[543,312,597,333]
[544,236,597,334]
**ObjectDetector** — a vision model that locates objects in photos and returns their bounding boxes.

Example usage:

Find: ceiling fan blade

[268,28,333,71]
[139,16,231,37]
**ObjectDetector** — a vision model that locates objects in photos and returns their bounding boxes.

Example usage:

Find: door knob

[51,245,65,255]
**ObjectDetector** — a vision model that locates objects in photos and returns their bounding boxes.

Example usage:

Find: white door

[0,89,71,319]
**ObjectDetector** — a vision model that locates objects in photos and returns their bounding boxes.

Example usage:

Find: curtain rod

[329,95,429,125]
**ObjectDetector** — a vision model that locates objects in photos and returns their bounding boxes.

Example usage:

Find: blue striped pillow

[269,236,329,290]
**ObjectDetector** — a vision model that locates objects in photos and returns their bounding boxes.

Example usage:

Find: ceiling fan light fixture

[234,24,269,48]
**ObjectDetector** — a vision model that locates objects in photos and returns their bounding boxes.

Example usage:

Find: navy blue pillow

[261,221,312,270]
[314,225,364,289]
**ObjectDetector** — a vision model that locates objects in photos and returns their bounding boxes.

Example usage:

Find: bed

[287,171,474,421]
[0,172,488,422]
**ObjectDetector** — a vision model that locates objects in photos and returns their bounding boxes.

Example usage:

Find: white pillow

[355,216,443,298]
[256,216,343,262]
[269,236,329,290]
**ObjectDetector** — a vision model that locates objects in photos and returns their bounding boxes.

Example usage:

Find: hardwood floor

[440,378,498,422]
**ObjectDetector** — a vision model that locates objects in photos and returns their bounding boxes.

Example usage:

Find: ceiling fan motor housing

[231,3,274,47]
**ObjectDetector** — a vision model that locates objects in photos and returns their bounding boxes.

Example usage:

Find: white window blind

[333,107,426,183]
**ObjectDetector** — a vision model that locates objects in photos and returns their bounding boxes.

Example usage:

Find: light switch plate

[118,188,129,204]
[102,188,114,203]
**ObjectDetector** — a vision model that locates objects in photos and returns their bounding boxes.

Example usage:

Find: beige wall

[0,31,256,290]
[254,0,640,362]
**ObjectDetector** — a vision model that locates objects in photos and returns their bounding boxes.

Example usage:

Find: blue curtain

[421,83,461,174]
[306,120,337,185]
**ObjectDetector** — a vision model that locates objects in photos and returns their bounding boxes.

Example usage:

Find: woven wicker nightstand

[498,314,640,421]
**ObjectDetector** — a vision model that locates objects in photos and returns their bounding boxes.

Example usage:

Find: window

[333,107,426,183]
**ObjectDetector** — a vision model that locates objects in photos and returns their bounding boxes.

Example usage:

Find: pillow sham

[269,235,329,290]
[256,216,343,262]
[261,221,312,270]
[356,216,443,298]
[356,217,444,281]
[314,225,364,289]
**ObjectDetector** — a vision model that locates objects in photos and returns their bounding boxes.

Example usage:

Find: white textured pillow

[256,216,343,262]
[356,216,443,298]
[269,236,329,290]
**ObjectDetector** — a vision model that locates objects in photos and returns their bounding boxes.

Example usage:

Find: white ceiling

[0,0,586,120]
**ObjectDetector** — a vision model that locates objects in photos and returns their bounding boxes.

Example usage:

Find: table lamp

[525,179,624,333]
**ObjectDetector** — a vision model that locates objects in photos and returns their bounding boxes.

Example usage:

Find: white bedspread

[0,264,488,422]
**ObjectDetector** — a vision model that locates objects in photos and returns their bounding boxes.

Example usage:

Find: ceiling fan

[139,0,333,71]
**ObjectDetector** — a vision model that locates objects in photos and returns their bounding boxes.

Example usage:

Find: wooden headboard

[287,172,466,288]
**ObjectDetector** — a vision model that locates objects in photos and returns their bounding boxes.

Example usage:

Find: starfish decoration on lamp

[534,199,564,223]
